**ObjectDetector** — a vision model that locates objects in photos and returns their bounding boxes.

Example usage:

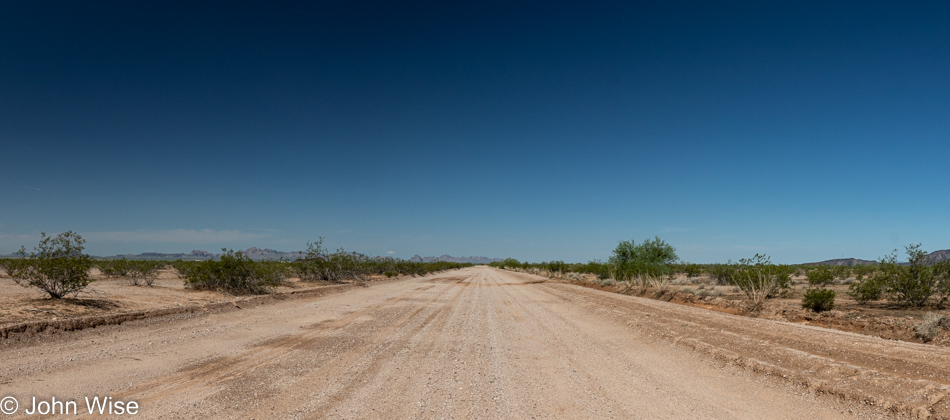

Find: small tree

[11,231,94,299]
[609,237,678,292]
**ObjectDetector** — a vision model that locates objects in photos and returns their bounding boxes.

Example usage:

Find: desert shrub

[10,231,94,299]
[932,261,950,308]
[184,249,278,295]
[914,312,949,342]
[887,244,938,308]
[97,258,131,278]
[697,288,723,298]
[852,264,877,279]
[806,266,835,287]
[848,252,899,304]
[600,278,616,287]
[832,265,852,283]
[489,258,523,269]
[848,274,886,304]
[254,260,290,285]
[169,259,199,279]
[295,238,358,283]
[730,254,788,312]
[802,288,836,312]
[127,260,165,286]
[294,238,469,282]
[573,260,611,279]
[682,263,704,278]
[0,258,27,278]
[708,264,736,285]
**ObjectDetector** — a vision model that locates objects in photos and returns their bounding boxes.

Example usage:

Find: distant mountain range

[101,247,306,261]
[0,248,501,263]
[408,254,504,264]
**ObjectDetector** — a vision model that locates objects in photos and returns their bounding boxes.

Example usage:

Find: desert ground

[1,266,949,419]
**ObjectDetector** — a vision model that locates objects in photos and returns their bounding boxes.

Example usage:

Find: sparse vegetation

[847,245,949,308]
[126,260,165,286]
[887,244,939,308]
[295,237,469,282]
[914,312,949,342]
[708,263,736,285]
[9,231,95,299]
[802,288,836,312]
[730,254,789,312]
[184,249,281,295]
[802,265,836,312]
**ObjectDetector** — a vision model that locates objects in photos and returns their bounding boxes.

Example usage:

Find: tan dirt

[0,266,945,419]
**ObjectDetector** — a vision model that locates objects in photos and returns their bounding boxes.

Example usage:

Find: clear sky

[2,1,949,263]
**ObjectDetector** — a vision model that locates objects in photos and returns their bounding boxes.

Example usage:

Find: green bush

[806,266,835,286]
[682,263,704,278]
[802,288,836,312]
[848,253,896,304]
[609,237,678,291]
[887,244,937,308]
[169,259,199,279]
[294,238,469,282]
[10,231,94,299]
[184,249,279,295]
[708,264,736,285]
[97,258,131,278]
[848,274,886,304]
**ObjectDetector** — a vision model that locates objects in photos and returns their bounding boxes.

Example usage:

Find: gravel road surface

[3,266,946,419]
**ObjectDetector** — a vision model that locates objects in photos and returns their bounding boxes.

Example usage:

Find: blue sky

[2,1,949,263]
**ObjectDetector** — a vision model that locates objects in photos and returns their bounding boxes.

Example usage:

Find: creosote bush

[184,249,280,295]
[10,231,94,299]
[127,260,165,286]
[848,245,950,308]
[802,288,836,312]
[296,238,470,282]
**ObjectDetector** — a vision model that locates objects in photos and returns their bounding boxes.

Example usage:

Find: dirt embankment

[542,271,950,347]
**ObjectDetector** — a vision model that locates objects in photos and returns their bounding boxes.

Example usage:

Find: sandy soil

[0,267,946,418]
[0,268,340,327]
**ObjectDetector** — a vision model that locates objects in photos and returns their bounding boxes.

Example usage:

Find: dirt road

[1,266,948,419]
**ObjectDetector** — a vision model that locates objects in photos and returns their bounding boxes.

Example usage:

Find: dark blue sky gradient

[3,1,949,262]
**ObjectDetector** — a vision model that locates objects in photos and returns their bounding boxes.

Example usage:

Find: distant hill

[805,249,950,266]
[803,258,878,267]
[926,249,950,263]
[409,254,503,264]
